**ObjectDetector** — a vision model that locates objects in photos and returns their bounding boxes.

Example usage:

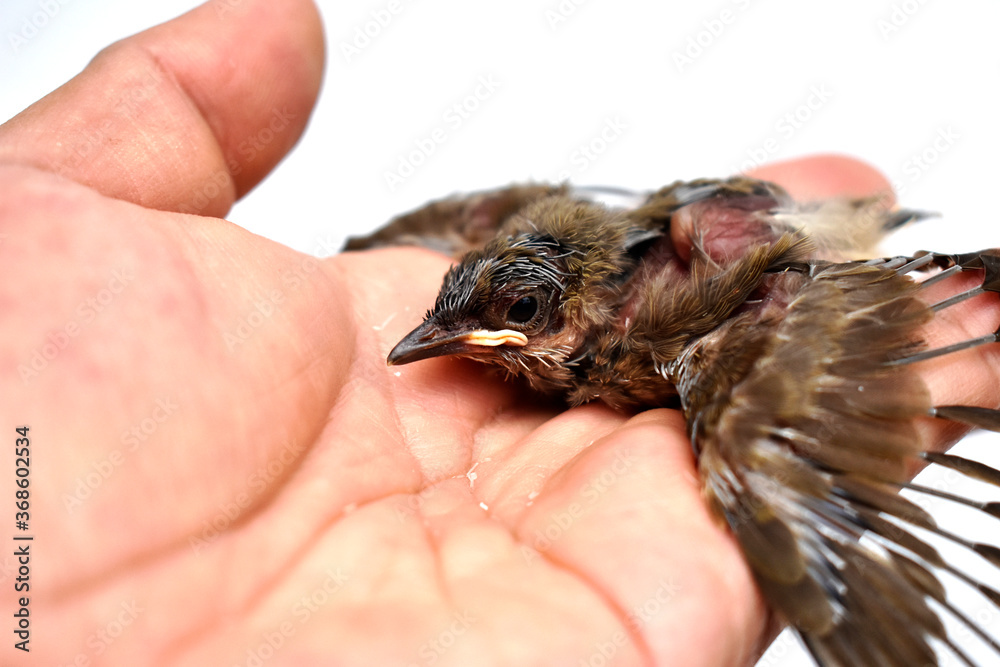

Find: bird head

[387,197,655,391]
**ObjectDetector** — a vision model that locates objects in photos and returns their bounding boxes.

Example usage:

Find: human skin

[1,1,998,665]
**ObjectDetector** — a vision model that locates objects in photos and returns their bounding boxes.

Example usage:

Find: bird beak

[387,319,528,366]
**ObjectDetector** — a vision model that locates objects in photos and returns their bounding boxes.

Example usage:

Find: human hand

[2,2,997,665]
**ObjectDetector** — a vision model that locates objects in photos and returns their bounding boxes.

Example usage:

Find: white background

[3,1,999,665]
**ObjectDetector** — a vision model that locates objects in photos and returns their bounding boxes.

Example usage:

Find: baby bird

[347,177,1000,666]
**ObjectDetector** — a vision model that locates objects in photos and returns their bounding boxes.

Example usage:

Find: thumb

[0,0,324,218]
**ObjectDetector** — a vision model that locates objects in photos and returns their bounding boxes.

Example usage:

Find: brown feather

[360,177,1000,666]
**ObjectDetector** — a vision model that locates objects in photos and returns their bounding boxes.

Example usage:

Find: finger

[515,408,768,667]
[748,153,896,205]
[752,157,1000,449]
[915,272,1000,450]
[670,154,895,263]
[0,0,324,218]
[0,165,352,584]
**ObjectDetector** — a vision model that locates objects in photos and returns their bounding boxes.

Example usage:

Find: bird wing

[344,176,923,263]
[629,176,929,263]
[343,183,566,257]
[680,256,1000,665]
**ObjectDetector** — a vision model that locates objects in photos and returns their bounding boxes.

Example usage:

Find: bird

[346,176,1000,666]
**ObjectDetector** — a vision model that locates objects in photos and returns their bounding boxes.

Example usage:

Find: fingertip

[141,0,326,198]
[0,0,325,215]
[748,154,897,206]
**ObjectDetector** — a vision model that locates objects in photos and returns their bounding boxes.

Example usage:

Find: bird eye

[506,296,539,326]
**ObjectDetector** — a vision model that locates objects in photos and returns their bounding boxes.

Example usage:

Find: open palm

[3,2,998,666]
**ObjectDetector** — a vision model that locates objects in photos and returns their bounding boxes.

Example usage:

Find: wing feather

[681,260,998,665]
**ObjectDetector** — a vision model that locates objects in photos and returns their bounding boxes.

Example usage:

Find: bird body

[347,177,1000,666]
